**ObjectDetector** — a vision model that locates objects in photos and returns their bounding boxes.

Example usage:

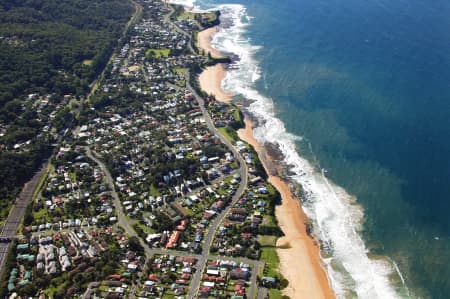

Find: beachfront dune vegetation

[170,4,220,30]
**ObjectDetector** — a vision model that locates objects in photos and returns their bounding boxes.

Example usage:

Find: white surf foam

[211,4,408,299]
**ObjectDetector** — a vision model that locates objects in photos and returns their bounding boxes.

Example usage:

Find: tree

[0,0,134,223]
[102,264,115,277]
[128,236,144,254]
[17,284,37,297]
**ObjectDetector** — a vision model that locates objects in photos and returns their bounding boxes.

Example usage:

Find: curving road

[85,147,154,299]
[87,145,253,297]
[162,5,255,297]
[163,2,196,54]
[86,3,256,298]
[185,75,250,298]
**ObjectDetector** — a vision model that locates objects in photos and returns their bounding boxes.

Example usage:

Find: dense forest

[0,0,134,109]
[0,0,134,222]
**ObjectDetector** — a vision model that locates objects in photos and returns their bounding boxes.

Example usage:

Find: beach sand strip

[197,23,335,299]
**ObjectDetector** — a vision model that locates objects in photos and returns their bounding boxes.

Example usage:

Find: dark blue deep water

[195,0,450,297]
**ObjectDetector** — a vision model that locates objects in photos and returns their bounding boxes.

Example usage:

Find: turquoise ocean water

[172,0,450,297]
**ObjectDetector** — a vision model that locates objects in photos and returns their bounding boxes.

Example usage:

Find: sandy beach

[197,27,234,102]
[198,64,233,102]
[237,118,335,299]
[197,27,224,58]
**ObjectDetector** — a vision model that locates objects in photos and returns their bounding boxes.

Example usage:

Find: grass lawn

[183,206,196,217]
[134,221,155,235]
[150,184,161,197]
[260,246,280,277]
[216,188,228,197]
[222,175,234,184]
[176,8,217,24]
[70,171,77,182]
[267,183,277,196]
[146,48,170,58]
[173,67,187,75]
[176,11,216,28]
[82,59,93,66]
[176,79,186,87]
[232,106,243,125]
[33,207,51,224]
[218,127,232,142]
[269,288,287,299]
[218,126,239,143]
[258,235,277,247]
[263,215,279,228]
[177,10,195,20]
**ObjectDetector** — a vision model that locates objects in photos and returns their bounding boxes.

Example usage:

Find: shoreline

[237,117,335,299]
[197,26,224,58]
[196,25,335,299]
[197,26,234,102]
[198,63,234,102]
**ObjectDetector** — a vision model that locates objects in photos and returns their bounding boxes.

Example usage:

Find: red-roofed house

[166,231,181,249]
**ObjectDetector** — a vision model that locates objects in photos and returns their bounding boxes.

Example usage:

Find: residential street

[185,75,251,298]
[1,2,264,297]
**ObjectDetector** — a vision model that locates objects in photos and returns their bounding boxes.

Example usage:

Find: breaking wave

[210,4,409,299]
[169,0,410,297]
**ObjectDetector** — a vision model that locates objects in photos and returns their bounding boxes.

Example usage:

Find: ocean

[173,0,450,297]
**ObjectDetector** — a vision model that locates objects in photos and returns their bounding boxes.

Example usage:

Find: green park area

[146,48,171,58]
